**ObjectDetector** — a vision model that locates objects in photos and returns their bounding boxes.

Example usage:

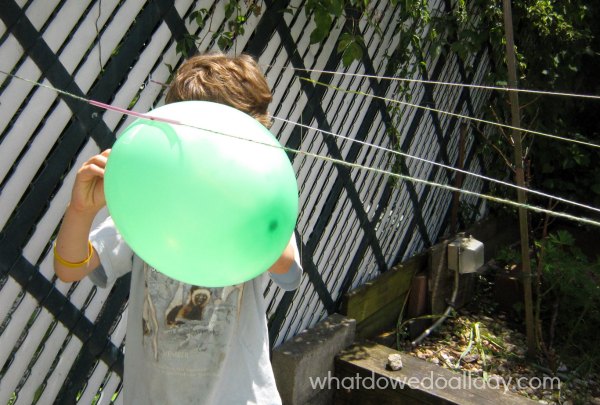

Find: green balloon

[104,101,298,287]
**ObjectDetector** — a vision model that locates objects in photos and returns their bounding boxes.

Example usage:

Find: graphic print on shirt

[141,264,243,373]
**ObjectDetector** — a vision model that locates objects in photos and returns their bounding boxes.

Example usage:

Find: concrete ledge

[272,313,356,405]
[335,342,538,405]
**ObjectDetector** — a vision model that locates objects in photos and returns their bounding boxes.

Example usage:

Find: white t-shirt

[89,216,302,405]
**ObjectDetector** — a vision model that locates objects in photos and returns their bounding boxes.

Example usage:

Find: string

[0,70,91,102]
[271,115,600,215]
[2,69,599,227]
[0,69,180,124]
[290,151,600,227]
[88,100,181,124]
[302,78,600,150]
[265,65,600,101]
[95,0,103,71]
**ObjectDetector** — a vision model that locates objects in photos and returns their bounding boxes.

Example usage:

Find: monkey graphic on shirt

[141,264,243,362]
[165,286,211,326]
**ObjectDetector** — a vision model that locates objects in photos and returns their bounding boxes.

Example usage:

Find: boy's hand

[70,149,111,215]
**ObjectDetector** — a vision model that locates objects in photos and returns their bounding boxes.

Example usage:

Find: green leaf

[224,0,237,19]
[330,0,345,16]
[337,33,365,66]
[176,34,197,58]
[342,41,363,66]
[310,27,328,44]
[337,32,353,52]
[450,41,466,54]
[189,8,208,28]
[554,230,575,246]
[217,32,233,50]
[309,7,332,44]
[314,8,333,30]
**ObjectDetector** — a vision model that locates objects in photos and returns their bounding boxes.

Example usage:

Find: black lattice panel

[0,0,489,403]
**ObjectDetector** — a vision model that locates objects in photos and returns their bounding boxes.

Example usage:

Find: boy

[54,52,303,404]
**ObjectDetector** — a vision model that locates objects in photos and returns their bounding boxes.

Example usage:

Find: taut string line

[2,70,599,227]
[301,78,600,150]
[271,115,600,215]
[265,65,600,100]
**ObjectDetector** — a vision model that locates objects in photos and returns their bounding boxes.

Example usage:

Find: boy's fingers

[85,154,109,169]
[84,164,106,178]
[78,163,105,179]
[100,149,111,157]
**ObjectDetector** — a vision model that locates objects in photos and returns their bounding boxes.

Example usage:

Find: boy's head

[166,52,273,128]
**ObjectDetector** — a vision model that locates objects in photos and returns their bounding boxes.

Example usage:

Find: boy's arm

[54,150,110,282]
[54,204,101,282]
[267,234,303,291]
[267,240,296,275]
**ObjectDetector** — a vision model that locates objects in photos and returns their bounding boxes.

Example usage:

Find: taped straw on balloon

[88,100,181,124]
[1,70,599,227]
[161,118,600,227]
[99,106,599,228]
[301,78,600,150]
[272,115,600,215]
[5,68,597,214]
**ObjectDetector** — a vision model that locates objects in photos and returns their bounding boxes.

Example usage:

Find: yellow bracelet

[54,241,94,268]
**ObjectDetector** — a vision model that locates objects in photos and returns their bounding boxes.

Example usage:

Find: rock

[387,353,403,371]
[438,352,456,368]
[487,374,504,386]
[463,354,479,363]
[430,357,440,365]
[590,397,600,405]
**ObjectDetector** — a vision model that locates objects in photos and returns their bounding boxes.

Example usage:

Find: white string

[265,65,600,100]
[239,135,600,227]
[271,115,600,214]
[119,108,599,226]
[302,78,600,149]
[2,69,599,227]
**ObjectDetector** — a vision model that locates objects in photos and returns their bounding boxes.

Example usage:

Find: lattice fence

[0,0,490,403]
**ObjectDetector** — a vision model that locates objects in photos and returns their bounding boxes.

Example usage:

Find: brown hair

[165,52,273,128]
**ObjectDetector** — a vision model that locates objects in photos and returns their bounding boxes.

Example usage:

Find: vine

[173,0,600,364]
[173,0,600,240]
